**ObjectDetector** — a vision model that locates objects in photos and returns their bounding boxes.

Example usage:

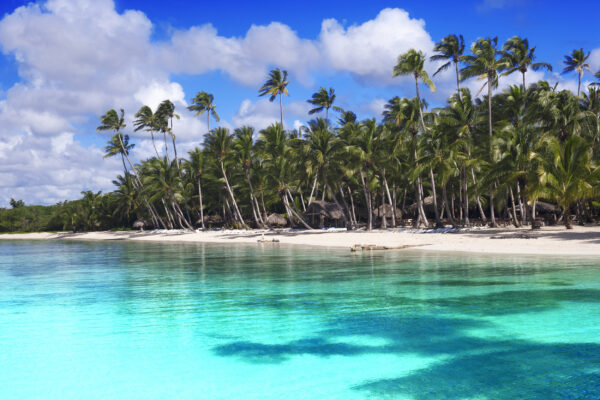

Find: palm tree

[97,109,164,229]
[537,135,598,228]
[188,91,220,134]
[104,132,134,177]
[502,36,552,89]
[259,68,289,127]
[186,148,208,230]
[304,118,349,228]
[461,37,509,226]
[234,126,265,228]
[133,105,160,158]
[562,48,591,96]
[204,127,247,228]
[307,87,343,123]
[393,49,436,132]
[156,100,181,168]
[431,34,465,96]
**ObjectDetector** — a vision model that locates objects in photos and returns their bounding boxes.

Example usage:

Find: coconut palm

[393,49,436,132]
[537,135,598,228]
[204,127,247,228]
[502,36,552,89]
[97,109,164,229]
[103,132,134,175]
[186,148,208,230]
[562,48,591,96]
[461,37,509,226]
[307,87,343,123]
[133,105,160,158]
[259,68,289,127]
[431,34,465,95]
[156,100,181,168]
[234,126,265,228]
[188,91,220,134]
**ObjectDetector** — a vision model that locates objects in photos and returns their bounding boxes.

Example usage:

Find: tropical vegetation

[3,36,600,232]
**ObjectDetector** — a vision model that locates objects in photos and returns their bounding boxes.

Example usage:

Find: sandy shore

[2,225,600,255]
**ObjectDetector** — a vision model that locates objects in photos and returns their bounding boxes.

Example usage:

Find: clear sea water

[1,240,599,399]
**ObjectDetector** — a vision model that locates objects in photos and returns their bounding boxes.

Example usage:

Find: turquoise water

[1,240,600,399]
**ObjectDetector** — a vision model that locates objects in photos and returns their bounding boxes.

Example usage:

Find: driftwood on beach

[350,244,430,251]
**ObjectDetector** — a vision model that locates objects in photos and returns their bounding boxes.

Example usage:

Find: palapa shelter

[132,219,147,231]
[305,200,344,227]
[374,204,402,219]
[199,214,224,228]
[266,213,287,227]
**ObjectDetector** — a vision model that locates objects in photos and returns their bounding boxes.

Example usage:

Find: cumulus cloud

[0,0,582,206]
[319,8,435,84]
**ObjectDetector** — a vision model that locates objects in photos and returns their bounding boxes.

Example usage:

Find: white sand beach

[2,225,600,256]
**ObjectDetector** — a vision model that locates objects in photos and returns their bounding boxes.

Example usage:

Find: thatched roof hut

[266,213,287,227]
[132,219,146,231]
[374,204,402,219]
[534,201,560,214]
[305,200,344,220]
[406,196,435,214]
[200,214,224,227]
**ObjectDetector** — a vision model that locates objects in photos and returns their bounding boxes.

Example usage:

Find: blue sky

[0,0,598,206]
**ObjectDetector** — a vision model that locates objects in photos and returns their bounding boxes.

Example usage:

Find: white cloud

[319,8,435,84]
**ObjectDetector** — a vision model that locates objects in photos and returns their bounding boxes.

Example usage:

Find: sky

[0,0,599,206]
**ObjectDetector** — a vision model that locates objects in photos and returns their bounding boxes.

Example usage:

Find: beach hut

[305,200,344,228]
[374,204,402,219]
[132,219,146,231]
[200,214,224,228]
[266,213,287,227]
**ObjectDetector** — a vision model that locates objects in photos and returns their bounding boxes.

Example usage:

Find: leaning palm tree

[562,48,591,96]
[103,132,134,175]
[156,100,181,168]
[97,109,164,229]
[502,36,552,89]
[259,68,289,127]
[188,91,220,134]
[307,87,343,123]
[133,105,160,158]
[393,49,436,132]
[431,34,465,95]
[204,127,247,228]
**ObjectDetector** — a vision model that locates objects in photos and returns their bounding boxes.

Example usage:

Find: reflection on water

[1,240,599,399]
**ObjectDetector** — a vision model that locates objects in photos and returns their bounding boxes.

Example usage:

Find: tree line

[3,35,599,232]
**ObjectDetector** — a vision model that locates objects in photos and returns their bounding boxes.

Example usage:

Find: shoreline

[2,225,600,256]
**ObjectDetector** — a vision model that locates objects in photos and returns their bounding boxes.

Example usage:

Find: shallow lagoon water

[1,240,599,399]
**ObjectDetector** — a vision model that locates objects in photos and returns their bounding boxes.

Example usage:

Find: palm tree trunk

[283,189,312,229]
[463,167,470,226]
[359,168,372,230]
[245,168,263,228]
[487,74,497,227]
[455,62,461,98]
[220,161,247,229]
[417,178,429,227]
[442,184,457,228]
[150,131,160,159]
[522,71,526,89]
[415,77,426,132]
[381,170,396,227]
[430,168,442,227]
[323,174,349,229]
[198,176,205,230]
[381,184,387,229]
[470,168,487,222]
[163,131,170,163]
[509,186,520,227]
[171,135,180,169]
[338,183,354,230]
[348,186,358,228]
[308,174,318,204]
[279,92,283,128]
[577,71,581,97]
